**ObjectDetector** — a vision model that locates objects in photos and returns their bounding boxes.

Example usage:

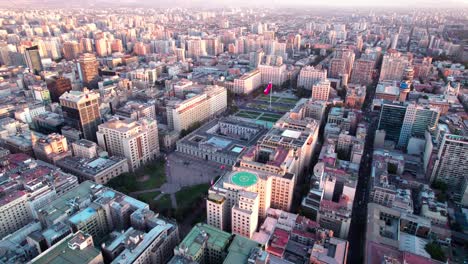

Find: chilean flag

[263,82,272,95]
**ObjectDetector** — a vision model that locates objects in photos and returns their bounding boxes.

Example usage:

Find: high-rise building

[379,51,410,82]
[329,58,347,79]
[378,102,439,147]
[46,76,72,103]
[311,79,331,101]
[350,59,374,85]
[96,118,159,171]
[63,41,80,61]
[258,64,287,86]
[430,134,468,205]
[59,89,102,142]
[77,53,99,86]
[297,66,327,90]
[187,38,207,60]
[24,46,43,75]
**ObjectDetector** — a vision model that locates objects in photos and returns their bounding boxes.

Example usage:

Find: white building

[311,79,331,101]
[96,118,160,171]
[297,66,327,90]
[258,64,287,86]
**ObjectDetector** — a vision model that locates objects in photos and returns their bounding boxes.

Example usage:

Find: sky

[2,0,468,8]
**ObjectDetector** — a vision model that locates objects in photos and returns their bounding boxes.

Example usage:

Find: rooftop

[231,171,258,187]
[177,223,231,258]
[31,232,101,264]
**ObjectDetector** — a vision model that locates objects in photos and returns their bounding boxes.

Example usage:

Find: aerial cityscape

[0,1,466,264]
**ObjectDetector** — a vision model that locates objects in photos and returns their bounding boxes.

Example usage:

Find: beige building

[297,66,327,90]
[232,70,262,94]
[0,191,31,239]
[33,133,72,164]
[258,64,287,86]
[97,118,159,171]
[311,79,331,101]
[231,191,259,238]
[72,139,98,159]
[166,85,227,132]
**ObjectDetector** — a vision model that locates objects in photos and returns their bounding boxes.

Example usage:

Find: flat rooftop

[31,233,101,264]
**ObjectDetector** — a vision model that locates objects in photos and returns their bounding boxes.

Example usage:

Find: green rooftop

[231,172,258,187]
[177,223,232,257]
[31,233,102,264]
[223,235,261,264]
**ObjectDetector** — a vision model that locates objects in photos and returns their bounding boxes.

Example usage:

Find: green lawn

[278,97,298,104]
[174,183,210,221]
[137,191,161,204]
[153,194,172,211]
[176,183,210,209]
[106,159,166,194]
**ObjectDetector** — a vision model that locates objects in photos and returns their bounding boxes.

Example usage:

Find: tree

[425,242,447,262]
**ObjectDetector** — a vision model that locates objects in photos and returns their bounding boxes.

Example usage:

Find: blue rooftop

[68,207,97,224]
[207,137,232,148]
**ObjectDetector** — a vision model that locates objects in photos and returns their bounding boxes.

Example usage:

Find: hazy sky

[2,0,468,8]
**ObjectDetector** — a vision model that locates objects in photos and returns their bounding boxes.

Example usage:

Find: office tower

[95,38,110,57]
[46,76,72,103]
[311,79,331,101]
[59,89,102,142]
[249,49,264,68]
[378,102,439,148]
[32,133,72,164]
[175,48,185,61]
[258,64,287,86]
[96,118,159,171]
[24,46,43,75]
[350,59,374,85]
[187,38,206,60]
[63,41,80,61]
[377,103,407,144]
[430,134,468,205]
[166,85,227,132]
[379,51,410,82]
[232,69,262,94]
[110,39,123,53]
[78,53,99,86]
[297,66,327,90]
[204,37,221,56]
[334,48,355,76]
[329,58,346,79]
[79,38,93,53]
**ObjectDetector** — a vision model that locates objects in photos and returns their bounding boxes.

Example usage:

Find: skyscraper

[24,46,43,75]
[63,41,80,61]
[59,89,102,142]
[430,134,468,205]
[297,66,327,90]
[350,59,374,85]
[46,76,72,103]
[379,51,411,82]
[378,102,439,148]
[78,53,99,87]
